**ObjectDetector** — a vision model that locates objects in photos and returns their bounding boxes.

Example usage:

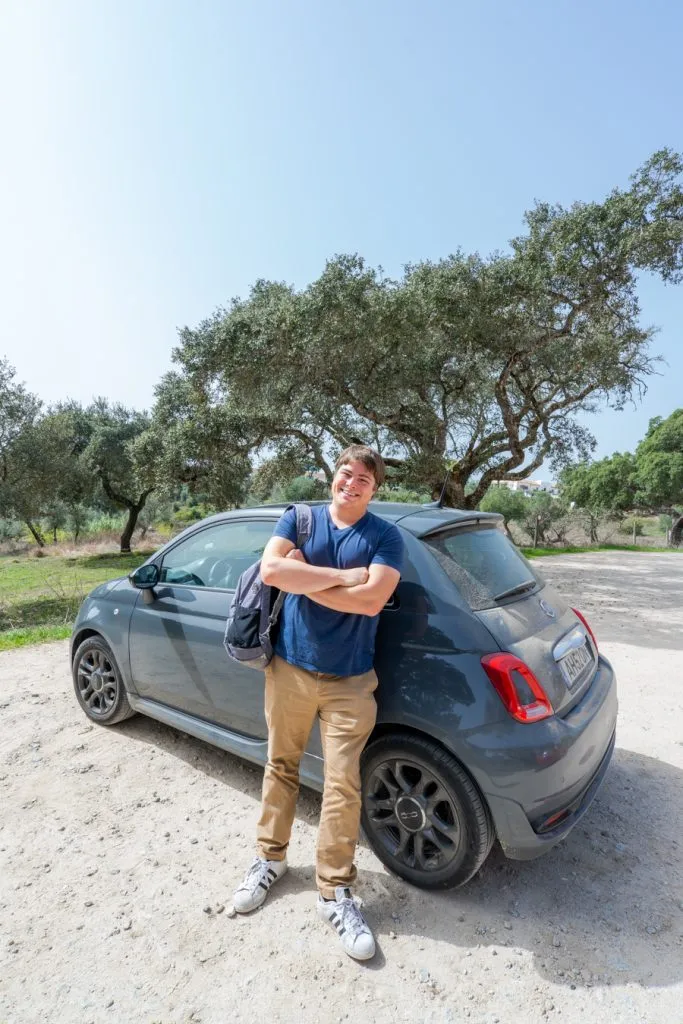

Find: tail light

[481,653,553,723]
[571,608,598,653]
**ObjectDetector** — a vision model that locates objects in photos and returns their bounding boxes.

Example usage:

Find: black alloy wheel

[72,636,135,726]
[361,733,494,890]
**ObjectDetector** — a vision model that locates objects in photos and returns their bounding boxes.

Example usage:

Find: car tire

[72,636,136,726]
[360,733,494,890]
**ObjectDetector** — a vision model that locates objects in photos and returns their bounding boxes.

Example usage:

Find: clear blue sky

[1,0,681,476]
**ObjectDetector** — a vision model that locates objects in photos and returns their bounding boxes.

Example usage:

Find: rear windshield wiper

[493,579,537,602]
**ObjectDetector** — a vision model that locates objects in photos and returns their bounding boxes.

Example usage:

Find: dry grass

[0,529,168,561]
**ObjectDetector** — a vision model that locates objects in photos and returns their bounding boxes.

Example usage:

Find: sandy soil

[1,551,682,1024]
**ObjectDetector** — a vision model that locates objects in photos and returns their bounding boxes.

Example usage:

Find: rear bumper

[468,654,618,860]
[487,726,615,859]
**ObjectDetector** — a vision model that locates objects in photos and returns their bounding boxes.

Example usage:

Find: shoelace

[241,858,269,891]
[336,895,369,939]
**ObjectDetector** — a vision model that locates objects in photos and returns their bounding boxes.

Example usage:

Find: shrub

[658,514,673,534]
[375,486,431,504]
[0,518,24,542]
[282,476,329,502]
[619,516,645,537]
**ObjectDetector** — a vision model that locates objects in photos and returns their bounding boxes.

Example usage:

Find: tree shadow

[377,747,683,990]
[118,713,682,990]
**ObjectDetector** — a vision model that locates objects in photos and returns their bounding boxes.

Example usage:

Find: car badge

[539,599,556,619]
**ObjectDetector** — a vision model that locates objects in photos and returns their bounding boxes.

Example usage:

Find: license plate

[559,640,593,688]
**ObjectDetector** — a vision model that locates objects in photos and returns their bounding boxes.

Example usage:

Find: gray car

[70,501,617,890]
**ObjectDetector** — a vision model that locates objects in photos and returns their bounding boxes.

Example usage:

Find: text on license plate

[559,641,593,688]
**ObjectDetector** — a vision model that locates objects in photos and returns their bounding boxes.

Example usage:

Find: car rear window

[422,525,542,611]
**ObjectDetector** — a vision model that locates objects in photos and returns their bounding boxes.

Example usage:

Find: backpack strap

[266,504,314,627]
[292,503,314,549]
[268,588,287,625]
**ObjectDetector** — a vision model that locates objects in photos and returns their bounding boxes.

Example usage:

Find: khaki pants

[256,654,378,899]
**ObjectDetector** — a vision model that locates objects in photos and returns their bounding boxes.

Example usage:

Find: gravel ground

[0,551,682,1024]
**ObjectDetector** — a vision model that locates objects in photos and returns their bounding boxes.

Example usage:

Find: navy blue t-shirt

[272,504,404,677]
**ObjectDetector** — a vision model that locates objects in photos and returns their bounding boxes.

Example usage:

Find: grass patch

[523,543,681,557]
[0,624,72,652]
[0,550,148,646]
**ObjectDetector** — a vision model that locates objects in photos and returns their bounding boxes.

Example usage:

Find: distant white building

[493,479,559,497]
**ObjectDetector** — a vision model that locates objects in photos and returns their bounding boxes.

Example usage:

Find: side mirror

[129,563,160,589]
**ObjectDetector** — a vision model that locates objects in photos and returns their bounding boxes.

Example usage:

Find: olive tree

[155,150,683,507]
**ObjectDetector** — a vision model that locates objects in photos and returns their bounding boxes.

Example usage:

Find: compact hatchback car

[71,501,617,890]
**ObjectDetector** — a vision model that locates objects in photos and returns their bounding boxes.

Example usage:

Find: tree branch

[98,471,135,510]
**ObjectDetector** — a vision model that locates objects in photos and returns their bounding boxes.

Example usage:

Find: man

[232,445,403,960]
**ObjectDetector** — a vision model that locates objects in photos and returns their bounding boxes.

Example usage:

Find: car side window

[160,520,275,590]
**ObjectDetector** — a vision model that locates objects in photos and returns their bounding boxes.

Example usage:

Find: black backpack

[223,504,313,670]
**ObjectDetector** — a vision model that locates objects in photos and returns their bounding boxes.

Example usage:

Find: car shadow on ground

[118,714,682,992]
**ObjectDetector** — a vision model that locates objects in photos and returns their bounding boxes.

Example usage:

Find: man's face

[331,459,377,515]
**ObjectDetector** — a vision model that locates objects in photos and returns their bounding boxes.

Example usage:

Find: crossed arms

[260,537,400,618]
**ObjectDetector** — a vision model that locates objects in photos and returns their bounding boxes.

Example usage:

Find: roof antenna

[437,467,452,508]
[423,467,452,509]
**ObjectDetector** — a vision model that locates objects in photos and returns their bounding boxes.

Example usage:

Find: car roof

[196,501,502,539]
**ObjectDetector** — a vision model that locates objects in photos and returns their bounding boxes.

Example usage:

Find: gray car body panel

[71,502,617,860]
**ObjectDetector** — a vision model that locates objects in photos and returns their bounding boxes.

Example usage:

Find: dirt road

[1,552,682,1024]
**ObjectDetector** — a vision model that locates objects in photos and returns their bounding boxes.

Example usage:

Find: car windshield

[422,525,542,611]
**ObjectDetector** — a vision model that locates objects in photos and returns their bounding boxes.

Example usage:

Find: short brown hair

[334,445,386,488]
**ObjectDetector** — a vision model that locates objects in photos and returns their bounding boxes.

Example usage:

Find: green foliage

[558,410,683,526]
[282,475,329,502]
[68,503,90,543]
[479,486,527,535]
[52,398,161,551]
[516,491,569,545]
[135,493,175,538]
[43,501,69,543]
[0,517,24,542]
[634,410,683,509]
[559,453,638,513]
[81,512,127,534]
[171,502,216,525]
[375,486,431,504]
[150,372,252,508]
[155,150,683,508]
[619,516,645,537]
[0,363,72,543]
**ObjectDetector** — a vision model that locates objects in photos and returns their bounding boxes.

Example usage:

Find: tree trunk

[25,519,45,547]
[97,473,154,553]
[671,515,683,548]
[120,506,141,553]
[432,475,467,508]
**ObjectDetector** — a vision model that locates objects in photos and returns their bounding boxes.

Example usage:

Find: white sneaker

[317,886,376,960]
[233,857,287,913]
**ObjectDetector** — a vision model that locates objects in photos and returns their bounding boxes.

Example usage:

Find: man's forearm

[305,585,379,617]
[261,556,347,595]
